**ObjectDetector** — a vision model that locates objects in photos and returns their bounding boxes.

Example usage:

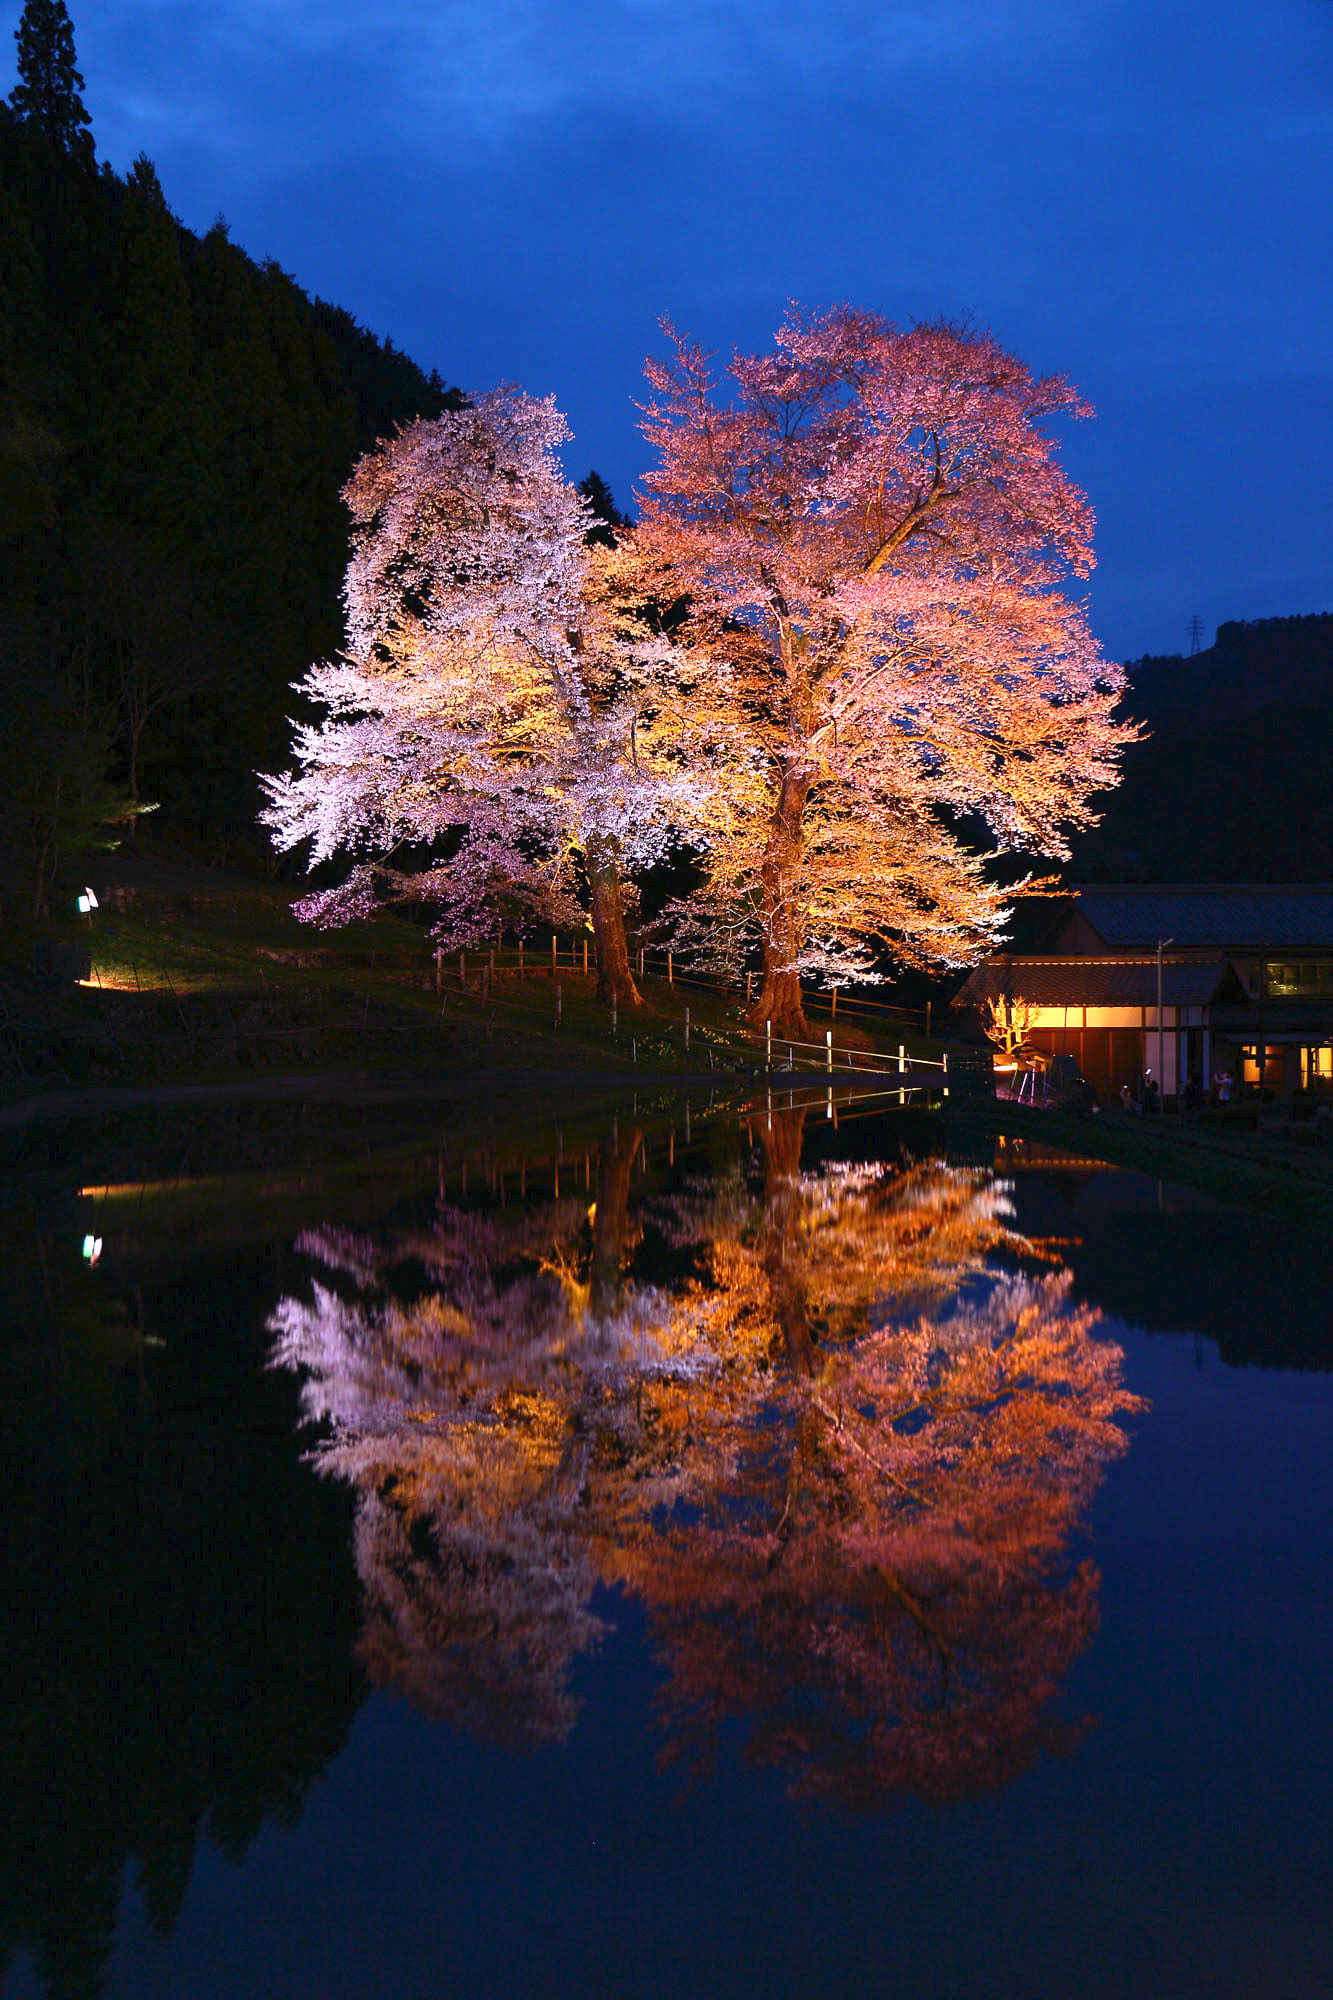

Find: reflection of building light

[76,887,99,914]
[82,1234,103,1265]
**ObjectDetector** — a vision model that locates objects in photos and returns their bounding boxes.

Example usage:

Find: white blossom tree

[261,388,704,1004]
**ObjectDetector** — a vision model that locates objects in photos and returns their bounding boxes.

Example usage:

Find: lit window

[1241,1045,1285,1086]
[1301,1046,1333,1086]
[1267,961,1333,996]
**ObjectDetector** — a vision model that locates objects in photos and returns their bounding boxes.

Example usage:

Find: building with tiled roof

[952,885,1333,1102]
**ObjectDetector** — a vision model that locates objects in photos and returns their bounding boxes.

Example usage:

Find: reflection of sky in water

[3,1108,1331,1998]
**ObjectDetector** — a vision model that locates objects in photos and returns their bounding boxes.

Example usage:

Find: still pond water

[3,1090,1331,1999]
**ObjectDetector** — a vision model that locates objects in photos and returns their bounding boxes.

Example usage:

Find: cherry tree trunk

[748,765,812,1038]
[589,1121,644,1316]
[758,1105,819,1379]
[585,836,643,1007]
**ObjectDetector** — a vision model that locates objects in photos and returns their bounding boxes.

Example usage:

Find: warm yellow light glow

[79,1177,207,1201]
[77,970,151,991]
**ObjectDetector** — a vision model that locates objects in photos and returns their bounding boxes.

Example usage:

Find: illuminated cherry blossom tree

[632,307,1140,1031]
[261,388,702,1004]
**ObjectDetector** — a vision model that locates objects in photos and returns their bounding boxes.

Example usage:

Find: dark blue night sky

[10,0,1329,661]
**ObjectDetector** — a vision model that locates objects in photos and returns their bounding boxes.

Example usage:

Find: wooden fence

[434,935,931,1034]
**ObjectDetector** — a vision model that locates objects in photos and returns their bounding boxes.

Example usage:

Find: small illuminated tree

[982,993,1040,1057]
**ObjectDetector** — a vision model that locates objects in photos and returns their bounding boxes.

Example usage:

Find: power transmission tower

[1188,615,1204,655]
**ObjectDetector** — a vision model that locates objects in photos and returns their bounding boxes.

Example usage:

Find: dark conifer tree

[8,0,94,164]
[578,469,631,546]
[0,5,461,916]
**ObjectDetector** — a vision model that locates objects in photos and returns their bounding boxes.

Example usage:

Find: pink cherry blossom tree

[631,307,1141,1032]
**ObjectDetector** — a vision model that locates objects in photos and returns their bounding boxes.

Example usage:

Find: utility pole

[1156,937,1174,1106]
[1188,615,1204,656]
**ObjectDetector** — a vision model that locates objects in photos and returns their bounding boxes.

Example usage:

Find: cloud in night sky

[5,0,1331,656]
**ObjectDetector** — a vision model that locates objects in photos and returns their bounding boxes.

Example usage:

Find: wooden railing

[434,936,931,1034]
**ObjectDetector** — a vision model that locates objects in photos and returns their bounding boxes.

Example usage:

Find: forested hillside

[1069,615,1333,883]
[0,7,459,933]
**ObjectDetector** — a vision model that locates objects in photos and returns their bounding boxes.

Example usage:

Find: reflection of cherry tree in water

[619,1106,1143,1805]
[270,1111,1143,1800]
[269,1126,701,1747]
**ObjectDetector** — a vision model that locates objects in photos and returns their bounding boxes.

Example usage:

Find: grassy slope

[3,849,940,1106]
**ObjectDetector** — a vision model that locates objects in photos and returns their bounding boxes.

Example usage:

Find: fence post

[766,1019,772,1065]
[826,1029,833,1071]
[519,940,525,974]
[434,948,442,994]
[898,1042,906,1074]
[925,999,932,1038]
[668,951,673,985]
[639,948,645,977]
[458,951,465,987]
[684,1006,690,1050]
[943,1051,949,1099]
[551,935,557,974]
[489,947,495,977]
[831,986,838,1020]
[583,938,588,975]
[555,983,562,1027]
[746,971,752,1006]
[611,998,618,1038]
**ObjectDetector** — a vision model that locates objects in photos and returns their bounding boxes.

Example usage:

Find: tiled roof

[954,958,1230,1009]
[1067,885,1333,949]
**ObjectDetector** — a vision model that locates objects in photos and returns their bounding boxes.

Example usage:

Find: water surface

[3,1095,1330,1998]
